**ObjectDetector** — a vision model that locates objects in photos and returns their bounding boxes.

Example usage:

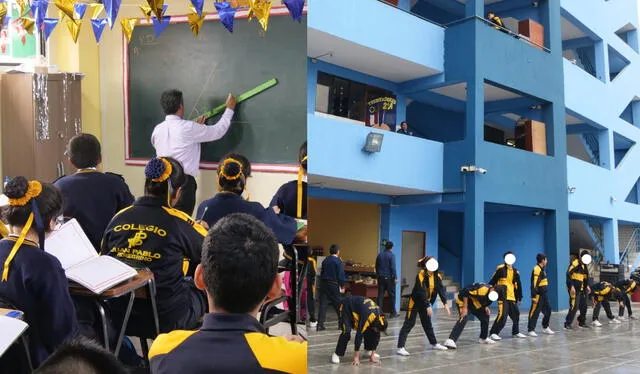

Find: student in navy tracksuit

[0,177,77,372]
[375,241,398,318]
[317,244,345,331]
[54,134,134,251]
[196,154,300,245]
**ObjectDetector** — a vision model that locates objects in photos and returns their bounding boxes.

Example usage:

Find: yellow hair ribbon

[2,213,34,281]
[296,156,307,219]
[219,158,243,181]
[152,158,172,183]
[7,181,42,207]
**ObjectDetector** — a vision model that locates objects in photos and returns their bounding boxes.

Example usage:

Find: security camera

[477,168,487,174]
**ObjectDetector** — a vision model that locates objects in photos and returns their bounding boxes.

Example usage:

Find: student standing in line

[615,275,640,320]
[101,157,208,333]
[489,251,526,340]
[54,134,134,251]
[443,284,505,349]
[196,154,302,245]
[151,89,236,216]
[527,253,555,336]
[317,244,345,331]
[331,296,388,366]
[0,177,78,371]
[148,214,307,374]
[564,250,592,330]
[396,256,451,356]
[375,241,399,318]
[590,281,623,326]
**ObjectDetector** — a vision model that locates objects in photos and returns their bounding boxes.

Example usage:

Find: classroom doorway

[401,231,426,297]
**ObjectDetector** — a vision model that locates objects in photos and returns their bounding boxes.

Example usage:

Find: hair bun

[145,158,166,180]
[4,176,29,199]
[223,160,242,178]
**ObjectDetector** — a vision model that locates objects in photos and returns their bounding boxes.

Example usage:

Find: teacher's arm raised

[186,94,237,143]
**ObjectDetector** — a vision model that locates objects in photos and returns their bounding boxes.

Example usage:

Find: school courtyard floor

[308,304,640,373]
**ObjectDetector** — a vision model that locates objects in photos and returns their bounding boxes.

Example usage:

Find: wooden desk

[69,269,155,356]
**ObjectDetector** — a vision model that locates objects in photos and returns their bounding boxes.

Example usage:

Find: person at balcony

[330,296,388,366]
[151,89,237,216]
[488,252,526,340]
[375,241,399,318]
[54,133,134,252]
[615,275,640,320]
[443,284,505,349]
[487,12,508,33]
[396,121,413,136]
[317,244,345,331]
[590,281,623,326]
[564,250,592,330]
[527,253,555,336]
[396,257,451,356]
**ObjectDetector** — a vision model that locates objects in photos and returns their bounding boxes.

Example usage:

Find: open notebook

[0,316,28,357]
[46,219,137,294]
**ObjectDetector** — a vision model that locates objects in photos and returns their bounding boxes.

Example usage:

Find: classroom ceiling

[561,16,588,41]
[307,28,441,83]
[309,174,433,196]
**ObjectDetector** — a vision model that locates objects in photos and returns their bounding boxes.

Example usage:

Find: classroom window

[315,72,397,127]
[0,0,38,63]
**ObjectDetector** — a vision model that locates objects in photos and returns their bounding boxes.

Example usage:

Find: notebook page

[66,256,137,294]
[0,316,28,356]
[45,219,96,270]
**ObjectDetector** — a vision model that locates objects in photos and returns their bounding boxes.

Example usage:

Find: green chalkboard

[127,14,306,165]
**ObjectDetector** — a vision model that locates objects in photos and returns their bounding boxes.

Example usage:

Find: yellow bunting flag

[0,2,7,29]
[67,19,82,43]
[139,4,153,21]
[146,0,164,20]
[16,0,28,16]
[56,0,76,21]
[20,18,35,34]
[248,0,271,32]
[187,11,205,37]
[231,0,250,7]
[121,18,137,43]
[90,3,104,19]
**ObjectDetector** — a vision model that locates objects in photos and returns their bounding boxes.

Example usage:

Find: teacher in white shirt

[151,89,237,216]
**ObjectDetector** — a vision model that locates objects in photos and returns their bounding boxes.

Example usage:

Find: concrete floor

[309,304,640,373]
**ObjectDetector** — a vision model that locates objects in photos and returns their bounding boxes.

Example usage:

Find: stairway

[441,275,460,309]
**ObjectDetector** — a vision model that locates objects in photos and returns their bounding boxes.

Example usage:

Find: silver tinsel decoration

[33,73,49,141]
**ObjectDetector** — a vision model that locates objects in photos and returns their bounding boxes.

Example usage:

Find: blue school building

[307,0,640,311]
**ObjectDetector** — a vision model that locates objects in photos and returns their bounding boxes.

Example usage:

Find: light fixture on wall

[568,186,576,193]
[363,132,384,153]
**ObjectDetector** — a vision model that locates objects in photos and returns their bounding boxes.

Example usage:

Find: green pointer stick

[194,78,278,120]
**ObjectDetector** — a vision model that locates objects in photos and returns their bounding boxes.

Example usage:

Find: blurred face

[541,258,548,267]
[401,122,408,130]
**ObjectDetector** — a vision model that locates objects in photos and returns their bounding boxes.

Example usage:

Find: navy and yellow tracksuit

[591,281,622,322]
[197,193,297,245]
[489,264,523,336]
[528,264,551,331]
[335,296,384,357]
[149,313,307,373]
[54,170,134,251]
[565,258,590,327]
[101,196,208,333]
[0,238,78,370]
[448,283,497,342]
[397,269,446,348]
[615,279,637,317]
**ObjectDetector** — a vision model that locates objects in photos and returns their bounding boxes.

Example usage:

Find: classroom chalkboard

[127,14,306,165]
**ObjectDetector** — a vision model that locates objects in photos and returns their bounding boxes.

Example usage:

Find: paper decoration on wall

[16,0,28,16]
[187,9,205,37]
[146,0,164,19]
[20,17,35,34]
[214,1,236,33]
[190,0,203,16]
[120,17,137,43]
[90,3,104,19]
[152,15,170,37]
[31,0,48,30]
[282,0,303,22]
[140,4,167,21]
[55,0,75,21]
[248,0,270,32]
[66,18,81,43]
[33,73,50,141]
[0,2,7,32]
[43,18,59,40]
[74,3,88,19]
[104,0,121,29]
[91,18,107,42]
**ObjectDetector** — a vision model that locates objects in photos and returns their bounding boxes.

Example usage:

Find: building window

[0,0,38,63]
[316,72,397,128]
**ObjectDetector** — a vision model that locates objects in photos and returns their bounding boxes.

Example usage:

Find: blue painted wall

[438,210,463,282]
[406,101,465,142]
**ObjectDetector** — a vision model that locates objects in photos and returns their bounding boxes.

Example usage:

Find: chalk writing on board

[140,34,158,46]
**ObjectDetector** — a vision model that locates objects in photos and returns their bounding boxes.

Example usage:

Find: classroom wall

[40,0,296,208]
[308,197,380,266]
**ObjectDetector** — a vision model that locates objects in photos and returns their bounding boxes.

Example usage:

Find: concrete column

[603,218,620,264]
[397,0,411,12]
[544,211,570,311]
[465,0,484,18]
[598,129,614,169]
[307,59,318,114]
[595,40,610,83]
[395,94,407,132]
